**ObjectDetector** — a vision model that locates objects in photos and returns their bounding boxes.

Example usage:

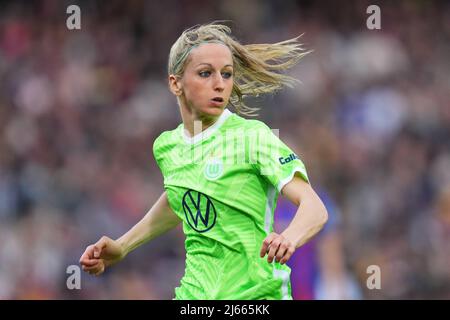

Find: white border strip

[277,167,309,193]
[264,185,276,234]
[273,267,291,300]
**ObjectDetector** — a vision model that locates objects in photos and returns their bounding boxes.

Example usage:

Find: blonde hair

[168,22,311,116]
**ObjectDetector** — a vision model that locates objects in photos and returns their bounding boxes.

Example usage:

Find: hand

[260,232,295,265]
[79,236,125,276]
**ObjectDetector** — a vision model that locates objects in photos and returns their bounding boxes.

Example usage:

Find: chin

[201,106,225,117]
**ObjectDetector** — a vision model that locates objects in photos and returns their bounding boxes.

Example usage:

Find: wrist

[116,236,130,257]
[281,227,302,249]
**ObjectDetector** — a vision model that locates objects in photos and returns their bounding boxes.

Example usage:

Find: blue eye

[199,71,211,77]
[222,72,232,79]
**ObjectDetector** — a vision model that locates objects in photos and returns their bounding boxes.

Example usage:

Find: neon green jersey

[153,109,309,300]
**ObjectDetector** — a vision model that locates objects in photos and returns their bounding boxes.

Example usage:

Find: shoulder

[226,112,271,132]
[153,125,182,155]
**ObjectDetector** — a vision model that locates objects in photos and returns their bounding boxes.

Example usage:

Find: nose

[213,72,225,92]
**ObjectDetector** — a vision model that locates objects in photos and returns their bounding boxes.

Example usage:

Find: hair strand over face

[168,22,311,116]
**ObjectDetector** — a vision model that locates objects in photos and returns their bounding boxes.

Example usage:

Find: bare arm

[80,191,181,275]
[117,191,181,256]
[260,175,328,264]
[279,176,328,249]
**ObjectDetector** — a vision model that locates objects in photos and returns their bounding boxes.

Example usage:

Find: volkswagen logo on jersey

[182,189,217,232]
[204,157,223,180]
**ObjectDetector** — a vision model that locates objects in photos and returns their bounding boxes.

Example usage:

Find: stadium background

[0,0,449,299]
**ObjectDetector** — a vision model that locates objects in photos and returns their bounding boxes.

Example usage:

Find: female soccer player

[79,23,328,300]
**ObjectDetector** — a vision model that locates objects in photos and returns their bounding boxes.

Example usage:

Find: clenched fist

[79,236,125,276]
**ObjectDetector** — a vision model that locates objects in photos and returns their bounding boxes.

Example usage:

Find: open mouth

[212,97,224,102]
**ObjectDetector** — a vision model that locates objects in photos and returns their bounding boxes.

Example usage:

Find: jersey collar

[181,109,232,144]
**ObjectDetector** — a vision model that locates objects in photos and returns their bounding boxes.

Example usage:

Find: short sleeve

[252,123,309,192]
[152,132,167,177]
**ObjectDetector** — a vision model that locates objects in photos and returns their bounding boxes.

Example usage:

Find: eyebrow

[196,63,233,68]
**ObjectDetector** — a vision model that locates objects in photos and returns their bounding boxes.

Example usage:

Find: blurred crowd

[0,0,449,299]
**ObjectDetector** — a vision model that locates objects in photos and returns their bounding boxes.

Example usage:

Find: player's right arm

[79,191,181,276]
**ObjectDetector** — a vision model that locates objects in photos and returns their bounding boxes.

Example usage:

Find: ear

[168,75,183,96]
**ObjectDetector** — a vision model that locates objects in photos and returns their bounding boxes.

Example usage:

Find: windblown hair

[168,22,311,116]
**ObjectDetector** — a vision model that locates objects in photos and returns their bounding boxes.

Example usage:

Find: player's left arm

[260,175,328,264]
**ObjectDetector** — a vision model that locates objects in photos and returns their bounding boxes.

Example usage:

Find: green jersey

[153,109,309,300]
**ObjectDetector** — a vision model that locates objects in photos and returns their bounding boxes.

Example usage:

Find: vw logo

[182,189,217,232]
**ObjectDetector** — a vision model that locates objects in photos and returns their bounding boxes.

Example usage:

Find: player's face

[178,43,234,117]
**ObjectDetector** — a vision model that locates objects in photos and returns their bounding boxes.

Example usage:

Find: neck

[179,103,221,137]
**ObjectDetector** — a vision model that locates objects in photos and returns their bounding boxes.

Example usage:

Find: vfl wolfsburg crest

[182,189,217,232]
[204,157,223,180]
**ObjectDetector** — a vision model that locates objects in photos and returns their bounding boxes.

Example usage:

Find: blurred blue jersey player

[275,189,362,299]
